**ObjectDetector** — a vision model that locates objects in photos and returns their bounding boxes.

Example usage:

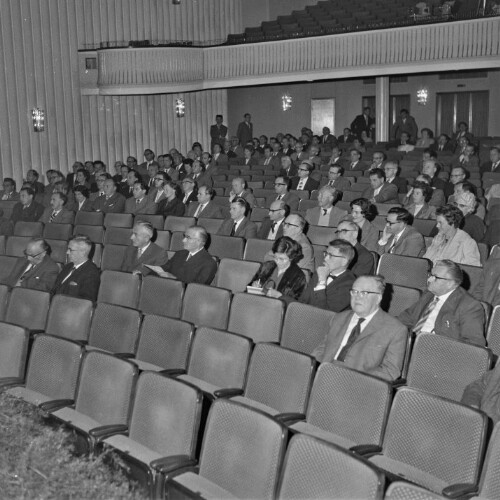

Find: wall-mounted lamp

[175,98,185,118]
[172,0,181,4]
[416,87,429,106]
[282,94,292,111]
[32,108,45,132]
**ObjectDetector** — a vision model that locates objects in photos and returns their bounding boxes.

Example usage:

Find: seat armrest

[275,413,306,424]
[213,388,244,398]
[39,399,75,412]
[158,369,186,377]
[350,444,382,456]
[29,329,45,337]
[150,455,197,474]
[89,424,129,442]
[392,378,407,388]
[0,378,24,389]
[441,483,478,498]
[114,353,135,359]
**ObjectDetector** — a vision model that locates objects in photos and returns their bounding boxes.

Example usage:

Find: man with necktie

[256,200,288,240]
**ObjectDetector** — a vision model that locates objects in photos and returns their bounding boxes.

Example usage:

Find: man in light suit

[187,186,223,219]
[290,161,320,192]
[4,238,59,291]
[279,156,298,178]
[217,198,257,239]
[121,221,168,276]
[39,192,75,224]
[376,207,425,257]
[124,181,157,215]
[228,177,256,209]
[92,179,126,213]
[305,185,347,227]
[362,168,399,204]
[384,161,408,194]
[259,145,281,169]
[210,114,228,149]
[257,200,288,240]
[271,176,300,211]
[312,274,408,381]
[236,113,253,148]
[321,165,351,194]
[398,259,485,346]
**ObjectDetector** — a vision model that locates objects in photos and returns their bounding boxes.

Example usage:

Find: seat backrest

[139,275,184,317]
[228,292,284,343]
[74,211,104,226]
[136,315,194,370]
[6,236,31,257]
[244,343,315,414]
[0,284,10,321]
[129,373,203,458]
[477,421,500,499]
[134,214,164,229]
[100,244,128,271]
[214,258,260,293]
[197,217,223,234]
[281,302,335,355]
[249,207,269,222]
[45,239,68,264]
[104,213,133,228]
[5,287,51,330]
[307,362,392,447]
[412,219,437,237]
[307,225,336,246]
[73,224,105,244]
[0,322,29,379]
[25,334,84,400]
[208,234,244,260]
[187,327,252,391]
[487,305,500,359]
[181,283,231,330]
[88,303,141,354]
[198,399,287,499]
[459,264,484,294]
[153,230,171,251]
[45,294,93,342]
[278,434,385,500]
[164,215,196,232]
[243,238,274,262]
[0,255,19,282]
[377,254,430,291]
[407,334,492,402]
[74,350,138,425]
[169,231,184,251]
[97,269,141,309]
[381,284,421,317]
[14,221,43,237]
[43,223,73,241]
[383,387,488,487]
[103,226,133,245]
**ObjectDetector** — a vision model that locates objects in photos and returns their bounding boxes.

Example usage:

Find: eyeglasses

[335,228,356,233]
[274,183,286,186]
[349,289,380,297]
[183,233,199,240]
[323,251,344,258]
[283,222,299,228]
[428,273,454,281]
[269,209,282,212]
[385,220,400,226]
[298,168,309,172]
[24,249,45,259]
[274,255,290,262]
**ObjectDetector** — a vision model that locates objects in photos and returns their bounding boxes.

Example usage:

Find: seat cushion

[290,421,357,450]
[230,396,279,416]
[173,472,238,500]
[51,407,101,433]
[104,434,163,465]
[6,387,53,405]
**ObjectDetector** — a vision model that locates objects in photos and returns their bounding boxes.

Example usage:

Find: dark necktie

[322,209,328,216]
[337,318,365,362]
[49,211,57,223]
[271,222,277,232]
[230,222,237,236]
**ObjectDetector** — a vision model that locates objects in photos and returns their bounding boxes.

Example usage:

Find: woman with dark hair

[423,204,480,266]
[157,181,185,217]
[240,146,258,167]
[342,198,378,252]
[73,185,93,211]
[404,181,436,219]
[250,236,306,300]
[416,128,435,148]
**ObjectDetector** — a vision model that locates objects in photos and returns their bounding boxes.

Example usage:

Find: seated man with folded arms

[312,274,408,381]
[397,259,485,345]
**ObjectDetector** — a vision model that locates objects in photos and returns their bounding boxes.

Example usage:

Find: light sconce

[32,108,45,132]
[416,87,429,106]
[172,0,181,4]
[282,94,292,111]
[175,98,185,118]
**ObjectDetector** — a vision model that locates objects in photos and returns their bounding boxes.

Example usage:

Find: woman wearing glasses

[342,198,379,252]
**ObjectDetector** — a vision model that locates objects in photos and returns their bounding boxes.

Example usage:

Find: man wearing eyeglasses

[290,161,320,192]
[4,238,59,291]
[312,274,407,381]
[257,201,289,240]
[398,259,485,345]
[336,221,374,276]
[305,186,347,228]
[272,176,299,211]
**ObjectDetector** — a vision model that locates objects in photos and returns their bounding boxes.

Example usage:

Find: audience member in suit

[26,169,45,194]
[319,126,338,148]
[338,128,356,144]
[431,134,454,153]
[362,168,399,204]
[92,179,126,214]
[306,186,347,227]
[391,108,418,142]
[120,221,168,276]
[157,181,185,217]
[124,181,157,215]
[113,163,130,189]
[278,155,298,178]
[347,148,368,172]
[187,186,223,219]
[53,181,77,212]
[89,172,109,202]
[300,239,357,312]
[451,122,474,152]
[312,274,408,381]
[190,160,213,188]
[422,160,454,199]
[260,145,281,169]
[336,220,375,276]
[0,208,13,236]
[158,226,217,285]
[148,171,170,205]
[42,170,65,207]
[161,154,179,181]
[4,238,59,291]
[200,153,218,181]
[327,146,344,167]
[272,176,299,211]
[480,146,500,174]
[454,191,485,242]
[217,197,257,239]
[72,168,93,192]
[351,107,375,140]
[136,149,155,183]
[257,200,288,240]
[210,114,228,149]
[250,236,307,301]
[180,177,198,207]
[52,235,100,302]
[322,164,351,193]
[307,145,322,170]
[369,151,386,171]
[228,136,244,158]
[0,177,19,201]
[173,153,188,181]
[239,145,258,168]
[398,259,485,345]
[39,192,75,224]
[343,198,379,252]
[290,142,309,168]
[145,162,159,190]
[404,182,436,220]
[211,143,229,167]
[74,186,93,212]
[290,161,320,192]
[11,187,44,224]
[228,177,257,209]
[236,113,253,147]
[384,161,408,194]
[376,207,426,257]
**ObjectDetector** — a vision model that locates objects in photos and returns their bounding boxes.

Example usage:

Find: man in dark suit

[4,238,59,291]
[124,181,157,215]
[376,207,425,257]
[300,239,357,312]
[290,161,320,192]
[271,176,300,211]
[338,128,356,144]
[480,146,500,174]
[210,114,228,149]
[312,274,408,381]
[391,108,418,142]
[228,177,256,209]
[39,192,75,224]
[0,178,19,201]
[180,178,198,206]
[186,186,222,219]
[11,187,44,224]
[336,221,375,276]
[320,127,337,148]
[278,156,298,178]
[26,169,45,194]
[384,161,408,194]
[431,134,454,153]
[52,235,100,302]
[211,143,229,167]
[137,149,155,182]
[422,160,454,199]
[236,113,253,148]
[347,149,368,172]
[260,145,281,169]
[92,179,126,213]
[362,168,399,204]
[321,165,351,193]
[398,259,485,346]
[159,226,217,285]
[257,200,288,240]
[350,107,375,140]
[305,186,347,227]
[217,197,257,239]
[121,221,168,276]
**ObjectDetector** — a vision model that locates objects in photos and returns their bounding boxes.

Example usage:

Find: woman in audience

[250,236,306,301]
[423,204,481,266]
[361,130,373,144]
[404,181,436,219]
[415,128,435,148]
[240,146,258,167]
[352,138,366,153]
[157,181,185,217]
[342,198,379,252]
[73,185,93,211]
[454,191,485,242]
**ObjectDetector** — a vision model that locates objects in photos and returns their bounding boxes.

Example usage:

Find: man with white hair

[305,186,347,227]
[454,191,485,242]
[228,177,256,209]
